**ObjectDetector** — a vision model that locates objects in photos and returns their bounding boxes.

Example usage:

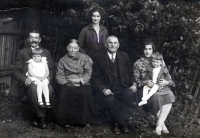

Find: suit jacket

[91,50,135,92]
[13,46,54,84]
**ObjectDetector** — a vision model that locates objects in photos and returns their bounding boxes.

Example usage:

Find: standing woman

[56,39,96,127]
[78,8,108,60]
[133,39,175,135]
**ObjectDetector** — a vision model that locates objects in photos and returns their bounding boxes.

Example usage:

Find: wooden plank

[1,35,5,66]
[0,70,13,77]
[9,35,13,65]
[12,35,16,65]
[0,30,23,35]
[0,65,14,71]
[4,35,9,67]
[190,81,200,110]
[0,35,2,67]
[18,21,22,30]
[189,71,198,95]
[195,103,200,115]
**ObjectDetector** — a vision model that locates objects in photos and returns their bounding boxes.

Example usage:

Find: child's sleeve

[163,67,174,86]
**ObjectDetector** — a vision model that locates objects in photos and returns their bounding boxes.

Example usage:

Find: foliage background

[35,0,200,70]
[1,0,200,68]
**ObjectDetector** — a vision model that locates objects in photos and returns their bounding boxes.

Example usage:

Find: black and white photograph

[0,0,200,137]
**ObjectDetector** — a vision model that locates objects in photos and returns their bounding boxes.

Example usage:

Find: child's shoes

[138,100,147,106]
[39,102,45,108]
[46,102,51,108]
[155,126,162,135]
[162,125,169,134]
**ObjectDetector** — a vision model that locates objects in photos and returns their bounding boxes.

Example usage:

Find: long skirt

[56,85,97,126]
[137,86,175,115]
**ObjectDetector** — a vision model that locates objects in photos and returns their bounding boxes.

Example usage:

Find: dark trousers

[25,83,54,118]
[99,87,135,125]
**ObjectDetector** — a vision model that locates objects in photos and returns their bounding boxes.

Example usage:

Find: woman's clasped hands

[66,78,81,86]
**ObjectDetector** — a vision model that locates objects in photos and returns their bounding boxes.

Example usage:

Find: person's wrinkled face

[32,54,42,62]
[144,44,153,57]
[106,37,119,54]
[28,33,41,47]
[151,58,162,68]
[67,43,79,57]
[92,11,101,24]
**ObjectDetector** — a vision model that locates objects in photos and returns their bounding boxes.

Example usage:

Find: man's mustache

[31,41,39,44]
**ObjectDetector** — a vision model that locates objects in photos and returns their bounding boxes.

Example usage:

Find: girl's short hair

[32,48,43,56]
[151,52,163,61]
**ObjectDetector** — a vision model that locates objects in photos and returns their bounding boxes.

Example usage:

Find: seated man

[91,36,137,135]
[13,30,54,129]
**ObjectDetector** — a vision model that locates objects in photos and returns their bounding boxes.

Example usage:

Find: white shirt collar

[107,52,116,60]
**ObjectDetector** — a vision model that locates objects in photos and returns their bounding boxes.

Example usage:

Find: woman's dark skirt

[137,86,175,115]
[56,85,97,126]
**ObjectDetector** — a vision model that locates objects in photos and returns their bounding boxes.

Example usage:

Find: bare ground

[0,95,200,138]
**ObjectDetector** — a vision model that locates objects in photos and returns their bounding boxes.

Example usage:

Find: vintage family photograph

[0,0,200,137]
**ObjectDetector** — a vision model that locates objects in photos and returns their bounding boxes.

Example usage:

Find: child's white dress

[26,57,49,83]
[26,57,50,104]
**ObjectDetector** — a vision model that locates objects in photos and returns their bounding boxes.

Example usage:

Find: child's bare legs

[142,84,159,101]
[42,79,50,106]
[155,103,172,135]
[32,79,44,106]
[138,85,150,106]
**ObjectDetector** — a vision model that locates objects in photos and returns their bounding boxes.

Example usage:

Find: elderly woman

[56,39,96,127]
[133,39,175,135]
[78,8,108,60]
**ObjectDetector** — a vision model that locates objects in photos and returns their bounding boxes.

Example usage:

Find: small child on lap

[26,48,51,108]
[138,52,171,106]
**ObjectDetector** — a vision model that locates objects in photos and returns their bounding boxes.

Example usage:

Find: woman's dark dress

[56,52,96,126]
[78,24,108,60]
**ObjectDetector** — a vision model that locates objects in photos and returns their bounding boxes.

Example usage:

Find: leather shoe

[121,125,129,134]
[46,105,51,109]
[32,120,39,127]
[40,122,47,129]
[39,102,45,108]
[40,118,47,129]
[46,102,51,108]
[113,124,120,135]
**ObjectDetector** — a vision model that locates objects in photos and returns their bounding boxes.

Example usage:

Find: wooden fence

[168,65,200,117]
[0,20,22,86]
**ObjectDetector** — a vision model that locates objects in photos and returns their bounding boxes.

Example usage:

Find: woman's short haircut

[89,8,103,17]
[151,52,163,61]
[32,48,43,56]
[144,38,156,50]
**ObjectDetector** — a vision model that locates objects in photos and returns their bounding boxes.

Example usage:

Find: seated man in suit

[13,30,55,129]
[91,35,137,134]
